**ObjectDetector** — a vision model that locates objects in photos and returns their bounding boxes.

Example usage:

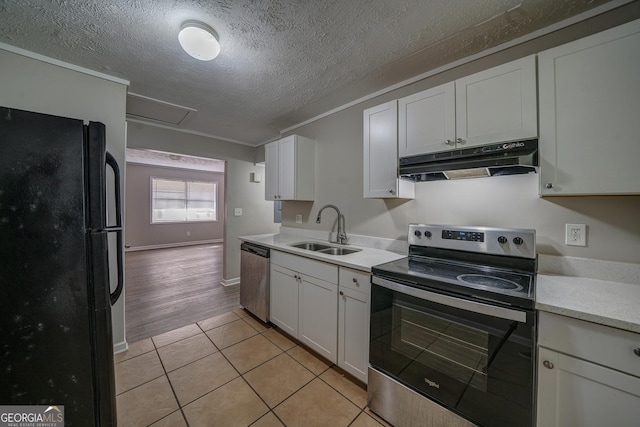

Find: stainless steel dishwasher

[240,242,270,322]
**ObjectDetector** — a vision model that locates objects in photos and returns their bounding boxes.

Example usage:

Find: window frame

[150,176,219,224]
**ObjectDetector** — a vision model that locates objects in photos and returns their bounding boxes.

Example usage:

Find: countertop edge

[536,273,640,334]
[239,233,406,273]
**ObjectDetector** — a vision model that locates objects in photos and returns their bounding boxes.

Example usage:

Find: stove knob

[497,236,508,244]
[414,230,422,238]
[513,237,524,245]
[425,231,432,238]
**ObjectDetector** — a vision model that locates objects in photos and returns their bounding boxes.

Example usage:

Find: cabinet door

[456,55,537,149]
[538,20,640,195]
[299,275,338,363]
[277,135,296,200]
[338,286,370,383]
[264,141,280,201]
[537,347,640,427]
[269,264,299,338]
[363,101,414,199]
[398,81,455,157]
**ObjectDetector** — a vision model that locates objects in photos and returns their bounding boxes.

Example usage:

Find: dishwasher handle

[241,242,270,258]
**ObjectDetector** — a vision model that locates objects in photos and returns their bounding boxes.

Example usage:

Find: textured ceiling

[0,0,622,145]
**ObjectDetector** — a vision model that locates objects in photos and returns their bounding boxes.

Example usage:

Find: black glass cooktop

[372,255,535,309]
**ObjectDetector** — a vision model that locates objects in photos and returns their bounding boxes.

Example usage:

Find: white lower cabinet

[338,286,370,383]
[536,312,640,427]
[269,251,339,363]
[269,264,299,337]
[269,251,371,383]
[299,274,338,361]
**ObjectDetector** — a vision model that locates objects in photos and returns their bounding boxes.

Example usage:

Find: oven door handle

[372,276,527,323]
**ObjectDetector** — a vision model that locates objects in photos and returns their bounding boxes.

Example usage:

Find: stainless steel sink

[317,247,362,256]
[289,241,362,256]
[289,242,332,251]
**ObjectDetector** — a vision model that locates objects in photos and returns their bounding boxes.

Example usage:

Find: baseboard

[113,340,128,354]
[221,277,240,287]
[126,239,223,252]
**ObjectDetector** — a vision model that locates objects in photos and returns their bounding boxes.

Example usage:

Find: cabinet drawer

[539,311,640,376]
[339,267,370,294]
[272,250,338,283]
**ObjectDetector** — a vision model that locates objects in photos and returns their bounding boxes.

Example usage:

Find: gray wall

[278,4,640,265]
[127,122,280,282]
[0,47,129,349]
[125,163,225,248]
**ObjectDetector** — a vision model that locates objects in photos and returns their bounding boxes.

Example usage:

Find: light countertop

[536,274,640,334]
[239,233,406,273]
[241,233,640,334]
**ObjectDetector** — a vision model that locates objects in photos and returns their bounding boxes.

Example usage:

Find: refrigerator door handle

[105,151,124,305]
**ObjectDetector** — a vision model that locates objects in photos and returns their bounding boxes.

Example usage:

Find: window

[151,178,217,223]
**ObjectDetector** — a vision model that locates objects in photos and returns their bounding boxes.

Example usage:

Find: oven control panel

[442,229,484,242]
[409,224,536,259]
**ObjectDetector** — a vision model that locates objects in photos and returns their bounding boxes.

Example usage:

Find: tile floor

[115,308,391,426]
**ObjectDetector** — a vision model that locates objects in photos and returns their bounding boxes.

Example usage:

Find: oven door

[370,276,535,427]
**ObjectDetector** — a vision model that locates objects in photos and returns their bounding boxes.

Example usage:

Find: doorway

[123,149,238,342]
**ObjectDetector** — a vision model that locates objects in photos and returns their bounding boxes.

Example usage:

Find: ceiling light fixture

[178,20,220,61]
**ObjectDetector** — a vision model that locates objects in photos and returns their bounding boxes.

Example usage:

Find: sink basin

[289,242,332,251]
[317,247,362,256]
[289,241,362,256]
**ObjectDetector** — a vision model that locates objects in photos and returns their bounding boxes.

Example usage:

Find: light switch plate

[565,223,586,246]
[295,214,302,224]
[234,208,242,216]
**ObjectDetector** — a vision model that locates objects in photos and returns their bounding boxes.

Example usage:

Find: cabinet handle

[634,348,640,357]
[444,139,454,146]
[545,183,553,189]
[456,138,464,145]
[543,360,554,369]
[339,291,344,296]
[352,277,358,283]
[389,189,395,194]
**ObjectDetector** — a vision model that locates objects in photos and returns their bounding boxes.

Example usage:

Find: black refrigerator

[0,106,124,426]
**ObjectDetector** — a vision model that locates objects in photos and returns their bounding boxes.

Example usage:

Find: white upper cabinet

[398,56,537,157]
[264,134,315,201]
[456,55,537,148]
[538,19,640,196]
[398,82,455,157]
[363,101,414,199]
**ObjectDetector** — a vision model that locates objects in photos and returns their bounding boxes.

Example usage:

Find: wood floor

[124,244,240,343]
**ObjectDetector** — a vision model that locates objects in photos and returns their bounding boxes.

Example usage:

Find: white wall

[126,122,280,282]
[278,7,640,265]
[0,47,129,350]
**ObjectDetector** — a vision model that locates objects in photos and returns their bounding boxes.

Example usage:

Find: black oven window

[393,302,489,392]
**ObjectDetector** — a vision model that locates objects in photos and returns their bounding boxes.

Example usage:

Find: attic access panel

[126,92,197,126]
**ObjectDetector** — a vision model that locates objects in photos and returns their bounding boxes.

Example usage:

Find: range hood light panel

[444,168,490,180]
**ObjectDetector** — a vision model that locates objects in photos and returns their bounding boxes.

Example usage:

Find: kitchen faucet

[316,204,348,245]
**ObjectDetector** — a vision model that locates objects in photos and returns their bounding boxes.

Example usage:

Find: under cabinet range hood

[400,139,538,181]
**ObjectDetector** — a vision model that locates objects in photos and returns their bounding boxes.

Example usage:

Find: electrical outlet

[186,231,190,236]
[234,208,242,216]
[295,214,302,224]
[565,224,586,246]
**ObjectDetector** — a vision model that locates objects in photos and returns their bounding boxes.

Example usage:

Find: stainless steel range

[368,224,536,427]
